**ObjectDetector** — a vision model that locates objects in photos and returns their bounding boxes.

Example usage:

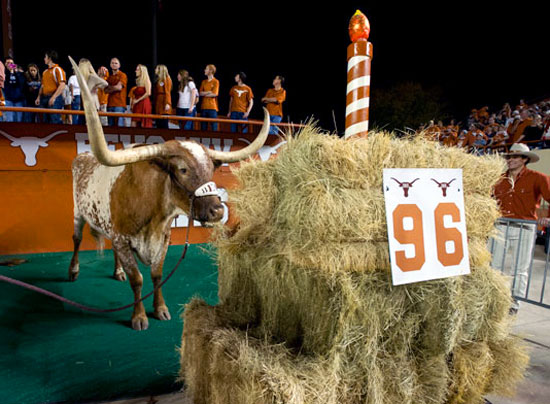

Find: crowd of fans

[420,99,550,152]
[0,50,287,134]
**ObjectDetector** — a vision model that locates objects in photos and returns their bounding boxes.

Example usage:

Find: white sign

[383,168,470,285]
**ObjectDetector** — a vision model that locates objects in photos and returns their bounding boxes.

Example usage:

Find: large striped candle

[345,10,373,139]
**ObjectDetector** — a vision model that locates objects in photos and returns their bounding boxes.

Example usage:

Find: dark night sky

[5,1,549,132]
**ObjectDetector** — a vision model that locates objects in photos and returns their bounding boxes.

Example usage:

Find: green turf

[0,245,219,404]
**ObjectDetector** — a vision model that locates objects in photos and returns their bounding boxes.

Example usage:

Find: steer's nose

[207,202,224,222]
[194,196,224,223]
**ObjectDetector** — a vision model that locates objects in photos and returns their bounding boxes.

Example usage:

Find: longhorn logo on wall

[0,129,283,167]
[0,130,67,166]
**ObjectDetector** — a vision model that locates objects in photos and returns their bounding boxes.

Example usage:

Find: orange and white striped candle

[345,10,373,139]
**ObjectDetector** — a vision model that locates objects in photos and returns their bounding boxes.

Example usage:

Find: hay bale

[221,129,505,273]
[182,127,526,403]
[180,299,526,404]
[179,299,342,404]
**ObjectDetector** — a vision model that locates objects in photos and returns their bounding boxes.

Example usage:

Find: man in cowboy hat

[492,143,550,313]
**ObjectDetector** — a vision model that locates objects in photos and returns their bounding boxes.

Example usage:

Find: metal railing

[0,106,305,132]
[489,217,550,309]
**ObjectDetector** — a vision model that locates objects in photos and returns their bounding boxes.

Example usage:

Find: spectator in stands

[3,57,26,122]
[97,66,109,126]
[227,72,254,133]
[492,144,550,314]
[105,57,127,127]
[521,114,544,148]
[199,64,219,131]
[35,50,66,124]
[516,99,528,111]
[62,83,73,124]
[153,64,172,129]
[24,64,41,123]
[510,110,534,144]
[490,125,509,151]
[176,69,198,131]
[67,67,82,125]
[262,75,286,135]
[130,64,152,128]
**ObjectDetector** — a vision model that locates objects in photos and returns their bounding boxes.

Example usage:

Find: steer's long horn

[69,56,166,166]
[207,107,270,163]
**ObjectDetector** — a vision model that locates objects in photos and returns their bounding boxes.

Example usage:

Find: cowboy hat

[503,143,539,163]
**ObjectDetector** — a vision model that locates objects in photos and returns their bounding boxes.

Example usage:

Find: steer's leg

[112,239,148,331]
[68,215,85,281]
[112,249,127,281]
[151,236,171,321]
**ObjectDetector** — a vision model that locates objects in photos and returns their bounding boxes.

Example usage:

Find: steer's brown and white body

[67,57,269,330]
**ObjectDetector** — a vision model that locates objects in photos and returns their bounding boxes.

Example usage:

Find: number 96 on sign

[383,168,470,286]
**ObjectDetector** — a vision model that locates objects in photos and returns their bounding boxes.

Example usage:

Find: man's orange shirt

[511,118,534,143]
[265,88,286,117]
[442,132,458,147]
[42,64,66,96]
[107,71,128,108]
[200,78,219,111]
[494,166,550,220]
[229,85,253,113]
[97,71,109,106]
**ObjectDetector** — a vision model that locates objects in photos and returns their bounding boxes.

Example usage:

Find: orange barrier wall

[0,123,284,255]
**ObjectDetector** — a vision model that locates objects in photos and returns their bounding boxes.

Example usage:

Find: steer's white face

[178,141,210,173]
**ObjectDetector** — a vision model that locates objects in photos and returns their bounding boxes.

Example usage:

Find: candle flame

[349,9,370,42]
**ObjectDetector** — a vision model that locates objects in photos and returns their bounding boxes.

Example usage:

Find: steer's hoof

[131,315,149,331]
[113,268,127,282]
[68,271,79,282]
[155,306,171,321]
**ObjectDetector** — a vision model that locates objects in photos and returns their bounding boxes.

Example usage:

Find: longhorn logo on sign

[0,130,67,166]
[384,168,470,285]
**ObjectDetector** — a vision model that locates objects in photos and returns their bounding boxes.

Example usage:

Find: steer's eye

[180,168,187,174]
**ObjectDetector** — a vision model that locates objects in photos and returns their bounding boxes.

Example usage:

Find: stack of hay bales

[180,127,528,404]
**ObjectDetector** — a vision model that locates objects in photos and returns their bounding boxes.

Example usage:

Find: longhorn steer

[67,57,270,330]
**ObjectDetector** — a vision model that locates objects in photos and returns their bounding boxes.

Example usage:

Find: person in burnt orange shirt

[199,64,219,131]
[227,71,254,133]
[262,75,286,135]
[97,66,109,126]
[153,64,172,129]
[35,50,66,124]
[105,57,127,127]
[492,143,550,313]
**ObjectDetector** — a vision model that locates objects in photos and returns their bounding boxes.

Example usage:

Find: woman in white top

[176,69,198,130]
[68,71,82,125]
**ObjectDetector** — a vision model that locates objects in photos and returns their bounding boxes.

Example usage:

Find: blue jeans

[23,108,38,123]
[40,95,64,124]
[72,95,82,125]
[201,109,218,131]
[230,111,249,133]
[177,107,197,130]
[4,99,25,122]
[269,115,282,135]
[107,106,126,127]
